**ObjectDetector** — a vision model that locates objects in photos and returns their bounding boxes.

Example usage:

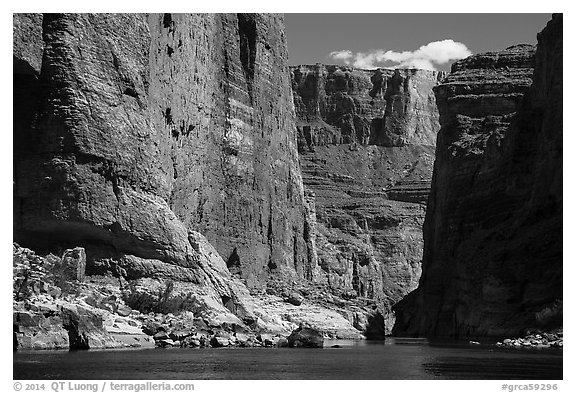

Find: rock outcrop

[12,13,326,340]
[13,13,314,297]
[287,326,324,348]
[393,15,562,338]
[290,65,443,332]
[13,243,362,349]
[292,65,443,148]
[13,244,152,350]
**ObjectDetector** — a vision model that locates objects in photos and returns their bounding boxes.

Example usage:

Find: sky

[284,14,552,71]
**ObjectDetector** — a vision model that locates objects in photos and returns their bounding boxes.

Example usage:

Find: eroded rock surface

[288,326,324,348]
[393,15,562,338]
[13,243,366,349]
[290,65,443,332]
[291,65,443,148]
[12,13,325,342]
[13,13,313,295]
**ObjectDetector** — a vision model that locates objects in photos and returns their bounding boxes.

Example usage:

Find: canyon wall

[290,65,443,329]
[16,13,559,342]
[13,13,315,296]
[393,15,562,338]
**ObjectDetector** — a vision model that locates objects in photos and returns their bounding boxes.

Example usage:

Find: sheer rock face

[290,65,443,331]
[393,15,562,338]
[13,13,314,297]
[291,65,442,148]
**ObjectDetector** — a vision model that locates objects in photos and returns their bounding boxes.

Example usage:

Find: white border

[2,1,573,391]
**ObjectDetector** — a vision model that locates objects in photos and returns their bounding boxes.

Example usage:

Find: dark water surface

[14,338,562,380]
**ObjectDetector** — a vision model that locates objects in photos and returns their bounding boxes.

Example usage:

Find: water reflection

[14,339,562,380]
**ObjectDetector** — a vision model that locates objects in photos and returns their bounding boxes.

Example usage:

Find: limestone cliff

[13,13,314,293]
[290,65,443,331]
[292,65,443,148]
[14,13,384,345]
[393,15,562,338]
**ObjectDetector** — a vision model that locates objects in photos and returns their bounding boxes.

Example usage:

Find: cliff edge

[393,15,562,338]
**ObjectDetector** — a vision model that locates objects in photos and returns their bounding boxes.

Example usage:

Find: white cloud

[328,50,353,65]
[328,39,472,71]
[350,50,384,69]
[397,58,435,70]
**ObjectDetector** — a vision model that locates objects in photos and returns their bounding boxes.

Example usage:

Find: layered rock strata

[292,65,443,148]
[290,65,443,331]
[393,15,562,337]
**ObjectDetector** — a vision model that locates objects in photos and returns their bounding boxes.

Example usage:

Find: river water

[13,338,562,380]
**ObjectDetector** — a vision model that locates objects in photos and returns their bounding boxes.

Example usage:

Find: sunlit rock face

[13,13,315,293]
[393,15,562,338]
[291,65,443,149]
[290,65,444,331]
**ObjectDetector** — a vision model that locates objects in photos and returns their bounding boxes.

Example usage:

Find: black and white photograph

[9,2,566,386]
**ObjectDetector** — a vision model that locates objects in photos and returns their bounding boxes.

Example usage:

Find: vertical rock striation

[13,13,314,296]
[393,15,562,338]
[290,65,443,331]
[292,65,442,149]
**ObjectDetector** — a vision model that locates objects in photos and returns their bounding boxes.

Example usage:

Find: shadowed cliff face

[393,15,562,338]
[290,65,443,331]
[13,13,314,292]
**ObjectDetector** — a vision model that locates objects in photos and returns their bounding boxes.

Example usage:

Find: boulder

[275,337,289,347]
[153,331,170,341]
[169,330,193,341]
[234,333,250,345]
[256,333,275,346]
[285,293,304,306]
[550,340,563,348]
[156,339,178,347]
[13,311,69,350]
[61,247,86,282]
[60,305,119,349]
[116,304,132,317]
[238,340,254,348]
[198,335,208,348]
[287,327,324,348]
[181,336,201,348]
[193,318,210,331]
[142,321,164,336]
[210,336,230,347]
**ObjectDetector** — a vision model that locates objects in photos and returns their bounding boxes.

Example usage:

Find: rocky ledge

[13,242,365,351]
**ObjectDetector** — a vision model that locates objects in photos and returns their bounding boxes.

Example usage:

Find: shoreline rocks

[13,243,366,352]
[288,326,324,348]
[496,329,563,349]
